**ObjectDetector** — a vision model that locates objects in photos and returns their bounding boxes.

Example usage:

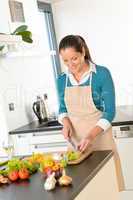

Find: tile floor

[119,191,133,200]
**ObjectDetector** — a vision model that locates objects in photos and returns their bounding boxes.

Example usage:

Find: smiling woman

[57,34,125,191]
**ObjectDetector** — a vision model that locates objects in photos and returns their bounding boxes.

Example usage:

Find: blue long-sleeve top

[56,64,116,131]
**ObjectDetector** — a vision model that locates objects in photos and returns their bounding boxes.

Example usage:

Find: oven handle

[114,135,133,139]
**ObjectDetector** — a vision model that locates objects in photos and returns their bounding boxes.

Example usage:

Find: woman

[57,35,124,191]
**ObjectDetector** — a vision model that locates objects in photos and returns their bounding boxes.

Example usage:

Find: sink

[38,120,62,128]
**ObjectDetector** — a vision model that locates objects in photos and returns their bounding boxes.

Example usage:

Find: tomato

[44,167,52,174]
[8,170,19,181]
[18,168,30,180]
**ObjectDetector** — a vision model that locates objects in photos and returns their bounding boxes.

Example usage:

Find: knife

[68,137,78,151]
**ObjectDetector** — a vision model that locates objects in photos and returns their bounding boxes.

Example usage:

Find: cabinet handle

[32,131,62,137]
[114,135,133,139]
[18,135,27,138]
[33,142,67,149]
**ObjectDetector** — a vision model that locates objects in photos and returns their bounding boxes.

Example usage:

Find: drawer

[31,130,62,136]
[30,142,68,153]
[30,131,66,144]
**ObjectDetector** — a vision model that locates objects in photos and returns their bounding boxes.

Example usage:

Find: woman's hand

[78,126,104,152]
[78,137,92,152]
[62,117,74,140]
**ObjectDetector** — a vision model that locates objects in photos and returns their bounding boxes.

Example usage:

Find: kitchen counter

[0,150,115,200]
[9,105,133,135]
[9,119,63,134]
[112,105,133,126]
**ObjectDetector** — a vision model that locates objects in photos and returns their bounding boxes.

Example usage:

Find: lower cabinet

[11,130,67,156]
[30,130,67,153]
[11,133,32,156]
[75,157,119,200]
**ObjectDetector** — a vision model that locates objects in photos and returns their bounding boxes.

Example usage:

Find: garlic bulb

[44,172,56,191]
[58,169,72,186]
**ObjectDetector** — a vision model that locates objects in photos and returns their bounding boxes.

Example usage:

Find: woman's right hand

[62,117,74,140]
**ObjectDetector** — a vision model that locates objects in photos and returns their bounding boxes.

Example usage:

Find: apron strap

[89,71,93,86]
[65,74,69,88]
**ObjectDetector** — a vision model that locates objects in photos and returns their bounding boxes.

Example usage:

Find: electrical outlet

[9,103,15,111]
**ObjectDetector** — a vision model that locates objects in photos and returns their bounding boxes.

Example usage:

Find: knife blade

[68,137,78,151]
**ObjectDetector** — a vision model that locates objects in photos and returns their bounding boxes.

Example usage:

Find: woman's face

[60,47,85,75]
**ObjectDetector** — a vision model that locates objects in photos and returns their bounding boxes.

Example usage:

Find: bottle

[44,94,50,119]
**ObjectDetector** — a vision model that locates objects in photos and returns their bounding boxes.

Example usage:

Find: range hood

[0,34,22,45]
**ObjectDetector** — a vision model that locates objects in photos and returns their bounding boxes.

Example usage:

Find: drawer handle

[32,132,62,137]
[32,133,47,137]
[18,135,26,138]
[33,142,67,149]
[34,145,44,149]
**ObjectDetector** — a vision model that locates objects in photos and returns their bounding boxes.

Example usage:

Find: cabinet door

[115,138,133,190]
[11,133,32,156]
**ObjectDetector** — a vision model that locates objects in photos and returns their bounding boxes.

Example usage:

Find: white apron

[64,72,125,191]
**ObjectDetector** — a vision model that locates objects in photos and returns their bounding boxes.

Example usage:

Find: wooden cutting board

[68,148,93,165]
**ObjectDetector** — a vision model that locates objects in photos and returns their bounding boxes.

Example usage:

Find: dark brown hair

[59,35,93,62]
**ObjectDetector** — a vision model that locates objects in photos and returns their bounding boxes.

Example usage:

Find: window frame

[37,1,61,78]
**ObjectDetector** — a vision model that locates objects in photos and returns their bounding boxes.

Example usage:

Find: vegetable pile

[0,151,80,186]
[0,157,39,184]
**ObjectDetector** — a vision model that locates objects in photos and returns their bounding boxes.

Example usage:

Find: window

[37,1,61,78]
[37,1,61,116]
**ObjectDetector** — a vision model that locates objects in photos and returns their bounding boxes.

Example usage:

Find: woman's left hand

[78,137,92,152]
[78,126,104,152]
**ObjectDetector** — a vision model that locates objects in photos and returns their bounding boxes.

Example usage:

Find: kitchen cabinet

[112,105,133,190]
[30,130,67,153]
[115,137,133,190]
[75,157,119,200]
[9,120,66,156]
[11,133,32,156]
[10,130,67,156]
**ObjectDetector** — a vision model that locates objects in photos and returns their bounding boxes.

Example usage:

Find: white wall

[0,0,10,33]
[52,0,132,106]
[0,0,58,133]
[0,0,132,135]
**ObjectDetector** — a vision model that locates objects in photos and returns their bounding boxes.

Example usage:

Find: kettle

[33,96,48,123]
